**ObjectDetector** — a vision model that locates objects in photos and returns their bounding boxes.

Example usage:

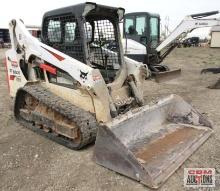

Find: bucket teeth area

[134,127,203,163]
[131,125,210,178]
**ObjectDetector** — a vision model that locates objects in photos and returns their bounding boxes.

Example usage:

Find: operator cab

[123,12,160,49]
[41,3,125,83]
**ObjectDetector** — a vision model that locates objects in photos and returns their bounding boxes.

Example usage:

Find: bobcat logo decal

[80,70,88,81]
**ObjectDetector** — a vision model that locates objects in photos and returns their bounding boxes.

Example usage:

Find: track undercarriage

[14,84,98,149]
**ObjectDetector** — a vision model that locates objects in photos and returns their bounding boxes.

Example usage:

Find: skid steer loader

[5,2,213,188]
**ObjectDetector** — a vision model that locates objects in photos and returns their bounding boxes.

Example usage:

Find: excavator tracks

[14,84,98,150]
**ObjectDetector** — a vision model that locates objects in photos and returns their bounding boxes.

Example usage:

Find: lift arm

[156,11,220,62]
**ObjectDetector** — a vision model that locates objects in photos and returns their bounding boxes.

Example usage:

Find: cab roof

[124,12,160,18]
[43,2,125,21]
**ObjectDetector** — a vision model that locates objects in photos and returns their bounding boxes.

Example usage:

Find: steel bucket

[94,94,213,188]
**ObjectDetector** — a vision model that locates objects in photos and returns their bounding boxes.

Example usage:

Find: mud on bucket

[93,94,213,188]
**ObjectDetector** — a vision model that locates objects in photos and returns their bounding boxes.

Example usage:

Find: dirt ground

[0,47,220,191]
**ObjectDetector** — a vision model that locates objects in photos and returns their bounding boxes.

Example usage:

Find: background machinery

[180,36,200,47]
[5,2,213,188]
[122,11,220,81]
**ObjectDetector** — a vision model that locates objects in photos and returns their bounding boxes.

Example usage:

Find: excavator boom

[157,11,220,53]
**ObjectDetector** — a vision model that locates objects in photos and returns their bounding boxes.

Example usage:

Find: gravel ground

[0,47,220,191]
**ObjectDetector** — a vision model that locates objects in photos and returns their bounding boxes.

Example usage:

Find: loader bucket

[94,95,213,188]
[155,69,181,83]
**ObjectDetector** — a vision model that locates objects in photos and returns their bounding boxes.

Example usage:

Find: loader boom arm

[156,11,220,53]
[8,19,96,87]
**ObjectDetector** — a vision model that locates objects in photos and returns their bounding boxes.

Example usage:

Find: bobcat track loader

[5,2,213,188]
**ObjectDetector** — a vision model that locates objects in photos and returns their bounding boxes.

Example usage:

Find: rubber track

[14,84,98,150]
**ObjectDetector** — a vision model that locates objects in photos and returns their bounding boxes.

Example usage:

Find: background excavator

[122,11,220,82]
[5,2,213,188]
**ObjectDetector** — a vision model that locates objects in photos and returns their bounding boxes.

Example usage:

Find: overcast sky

[0,0,219,37]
